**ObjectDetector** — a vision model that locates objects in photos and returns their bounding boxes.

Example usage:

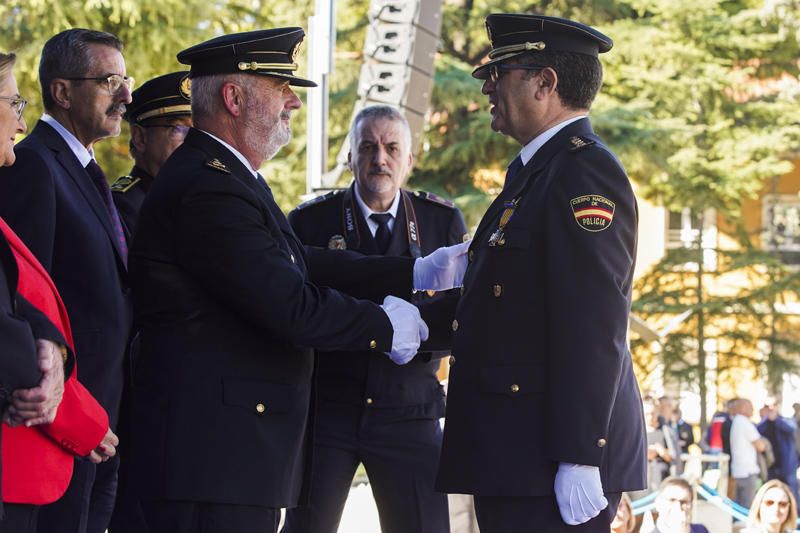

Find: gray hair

[348,105,412,151]
[39,29,123,111]
[190,73,251,118]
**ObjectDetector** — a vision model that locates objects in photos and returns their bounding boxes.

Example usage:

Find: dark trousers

[141,500,280,533]
[36,455,119,533]
[0,504,38,533]
[282,402,449,533]
[474,492,621,533]
[108,448,148,533]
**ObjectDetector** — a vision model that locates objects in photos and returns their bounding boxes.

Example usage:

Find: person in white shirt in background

[731,399,768,507]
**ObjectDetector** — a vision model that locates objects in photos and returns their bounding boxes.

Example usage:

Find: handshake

[380,240,470,365]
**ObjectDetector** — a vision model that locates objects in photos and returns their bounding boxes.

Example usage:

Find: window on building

[762,194,800,266]
[666,207,718,270]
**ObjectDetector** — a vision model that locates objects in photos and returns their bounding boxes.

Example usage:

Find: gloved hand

[554,462,607,525]
[413,240,471,291]
[379,295,429,365]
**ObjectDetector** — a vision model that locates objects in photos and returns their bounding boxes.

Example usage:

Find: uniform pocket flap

[479,365,542,396]
[223,378,293,414]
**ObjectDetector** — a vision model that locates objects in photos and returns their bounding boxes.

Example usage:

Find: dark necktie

[502,155,524,191]
[85,160,128,264]
[370,213,393,254]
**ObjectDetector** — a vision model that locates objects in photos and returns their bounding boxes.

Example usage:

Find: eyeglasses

[66,74,135,95]
[664,497,692,510]
[0,96,27,120]
[143,124,190,139]
[488,64,544,84]
[763,499,790,509]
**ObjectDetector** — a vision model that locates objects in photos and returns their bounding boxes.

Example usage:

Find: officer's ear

[221,82,245,117]
[130,124,147,154]
[537,68,558,97]
[346,150,353,171]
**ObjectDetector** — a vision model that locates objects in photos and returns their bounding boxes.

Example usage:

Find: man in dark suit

[129,28,454,533]
[0,29,132,533]
[433,14,647,532]
[283,105,467,533]
[111,71,193,235]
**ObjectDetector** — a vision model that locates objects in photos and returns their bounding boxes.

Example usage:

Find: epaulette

[568,136,596,153]
[110,175,141,193]
[205,158,230,174]
[295,190,341,210]
[413,191,455,208]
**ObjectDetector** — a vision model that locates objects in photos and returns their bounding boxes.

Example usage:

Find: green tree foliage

[0,0,315,187]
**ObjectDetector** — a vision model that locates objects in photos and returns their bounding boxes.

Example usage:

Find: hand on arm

[4,339,65,427]
[380,295,429,365]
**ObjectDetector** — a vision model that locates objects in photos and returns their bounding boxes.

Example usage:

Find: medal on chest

[488,197,520,247]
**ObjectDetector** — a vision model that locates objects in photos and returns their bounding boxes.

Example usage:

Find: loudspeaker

[369,0,443,36]
[365,22,439,75]
[357,63,434,115]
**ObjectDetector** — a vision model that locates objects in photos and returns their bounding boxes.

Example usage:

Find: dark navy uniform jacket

[0,120,133,428]
[129,129,413,509]
[289,184,467,415]
[112,165,153,236]
[435,118,647,497]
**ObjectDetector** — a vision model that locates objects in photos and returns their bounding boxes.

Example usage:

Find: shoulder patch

[568,136,596,153]
[295,190,341,210]
[414,190,455,208]
[110,175,141,193]
[206,158,230,174]
[570,194,615,232]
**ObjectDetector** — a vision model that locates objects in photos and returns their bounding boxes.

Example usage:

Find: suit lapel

[472,118,595,245]
[183,130,307,271]
[34,121,127,270]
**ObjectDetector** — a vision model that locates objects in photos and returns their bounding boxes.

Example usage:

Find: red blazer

[0,218,108,505]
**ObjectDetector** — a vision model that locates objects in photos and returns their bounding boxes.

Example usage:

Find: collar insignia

[206,158,230,174]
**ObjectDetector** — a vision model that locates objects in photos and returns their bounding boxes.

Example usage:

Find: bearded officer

[111,71,193,235]
[283,105,467,533]
[434,14,647,532]
[128,28,468,533]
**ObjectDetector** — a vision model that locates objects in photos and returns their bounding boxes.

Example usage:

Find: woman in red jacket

[0,51,117,533]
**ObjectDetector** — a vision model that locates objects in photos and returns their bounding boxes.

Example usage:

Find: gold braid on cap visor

[237,62,298,72]
[488,41,546,62]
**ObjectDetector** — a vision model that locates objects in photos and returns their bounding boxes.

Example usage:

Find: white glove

[413,240,471,291]
[554,462,607,525]
[379,295,429,365]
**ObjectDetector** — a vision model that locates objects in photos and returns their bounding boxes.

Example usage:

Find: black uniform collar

[130,165,155,191]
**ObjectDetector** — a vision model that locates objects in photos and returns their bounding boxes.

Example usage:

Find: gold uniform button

[497,238,506,246]
[468,250,474,262]
[510,384,520,393]
[597,438,607,448]
[452,319,459,331]
[493,284,503,297]
[255,403,266,414]
[366,398,374,405]
[449,355,456,366]
[369,340,377,349]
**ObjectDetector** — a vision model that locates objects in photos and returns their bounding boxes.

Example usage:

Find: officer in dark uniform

[111,71,192,235]
[433,14,647,532]
[129,28,443,533]
[283,105,467,533]
[108,71,193,533]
